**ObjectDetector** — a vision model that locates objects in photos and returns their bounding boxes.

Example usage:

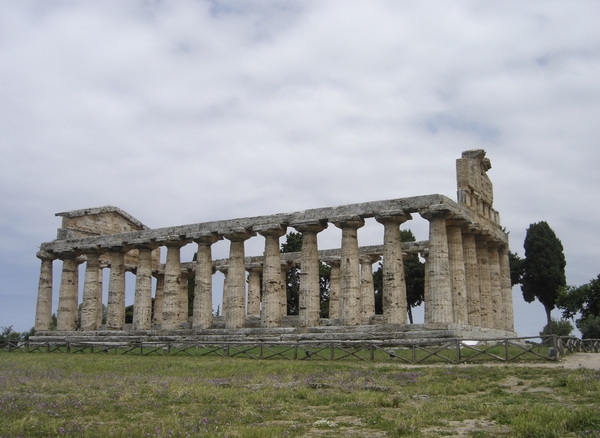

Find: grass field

[1,352,599,437]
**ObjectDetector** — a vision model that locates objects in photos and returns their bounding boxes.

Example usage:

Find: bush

[539,318,573,337]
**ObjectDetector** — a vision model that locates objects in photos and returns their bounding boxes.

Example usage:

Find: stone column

[498,244,514,332]
[81,250,104,331]
[179,270,190,324]
[420,206,453,324]
[421,251,430,323]
[96,266,104,327]
[224,228,255,329]
[217,266,228,317]
[488,242,503,330]
[56,253,81,331]
[375,212,411,325]
[293,221,327,327]
[246,264,262,318]
[462,230,481,327]
[133,246,155,330]
[152,272,164,325]
[447,223,468,325]
[256,225,286,328]
[360,254,380,322]
[34,250,56,331]
[327,258,341,320]
[280,261,294,319]
[193,233,221,329]
[333,217,365,326]
[476,238,493,328]
[106,248,127,330]
[162,241,186,330]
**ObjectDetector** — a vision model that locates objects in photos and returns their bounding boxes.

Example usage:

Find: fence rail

[3,335,597,363]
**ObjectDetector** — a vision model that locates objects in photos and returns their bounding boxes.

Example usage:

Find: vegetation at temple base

[519,221,567,334]
[1,352,600,437]
[0,326,35,346]
[559,274,600,339]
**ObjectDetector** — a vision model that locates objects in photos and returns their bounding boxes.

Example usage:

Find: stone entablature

[33,150,515,338]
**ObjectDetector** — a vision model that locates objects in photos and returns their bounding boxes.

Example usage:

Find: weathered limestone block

[487,242,503,330]
[476,238,493,328]
[293,221,327,327]
[462,230,481,327]
[133,246,154,330]
[193,234,221,329]
[106,249,127,330]
[257,225,286,328]
[326,258,341,320]
[360,254,380,322]
[224,229,255,329]
[35,251,56,331]
[447,223,468,325]
[56,254,82,331]
[153,273,164,325]
[333,217,365,326]
[375,212,411,325]
[420,206,453,324]
[81,250,103,331]
[246,264,262,318]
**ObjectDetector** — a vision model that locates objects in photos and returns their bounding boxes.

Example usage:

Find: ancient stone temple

[32,150,515,343]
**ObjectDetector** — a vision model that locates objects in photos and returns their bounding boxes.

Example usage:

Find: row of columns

[35,209,514,333]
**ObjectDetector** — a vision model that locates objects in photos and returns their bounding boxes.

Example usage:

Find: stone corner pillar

[159,238,189,330]
[487,240,503,330]
[475,235,493,328]
[192,233,222,329]
[375,211,412,325]
[333,216,365,326]
[461,226,481,327]
[56,251,83,331]
[35,250,57,332]
[256,224,287,328]
[498,243,515,332]
[446,220,468,325]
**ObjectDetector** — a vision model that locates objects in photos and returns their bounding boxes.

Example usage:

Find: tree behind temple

[521,221,566,334]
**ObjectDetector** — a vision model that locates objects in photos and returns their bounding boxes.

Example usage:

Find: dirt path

[556,352,600,370]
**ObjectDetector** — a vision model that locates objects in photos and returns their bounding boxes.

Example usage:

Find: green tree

[508,251,525,286]
[539,318,573,338]
[373,229,424,323]
[558,274,600,339]
[521,221,566,334]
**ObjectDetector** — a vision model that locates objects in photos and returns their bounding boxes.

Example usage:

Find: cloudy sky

[1,1,599,336]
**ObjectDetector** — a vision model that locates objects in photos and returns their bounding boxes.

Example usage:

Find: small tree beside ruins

[558,274,600,339]
[521,221,566,335]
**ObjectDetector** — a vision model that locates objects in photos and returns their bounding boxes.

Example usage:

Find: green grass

[1,352,599,437]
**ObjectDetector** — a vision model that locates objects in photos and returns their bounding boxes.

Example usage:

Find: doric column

[81,250,104,331]
[256,225,286,328]
[34,250,56,331]
[476,237,493,328]
[488,242,503,330]
[152,272,164,325]
[498,244,514,332]
[293,221,327,327]
[280,261,293,319]
[333,217,365,325]
[360,254,380,322]
[375,212,411,325]
[56,253,82,331]
[246,264,262,318]
[95,265,104,327]
[216,266,228,317]
[106,248,127,330]
[447,222,468,325]
[326,258,341,320]
[193,233,221,329]
[224,228,255,329]
[420,206,453,323]
[421,250,430,323]
[133,245,155,330]
[179,270,190,324]
[161,240,186,330]
[461,229,481,327]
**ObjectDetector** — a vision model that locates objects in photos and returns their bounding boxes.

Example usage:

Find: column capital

[222,227,256,242]
[360,253,381,264]
[36,250,57,261]
[100,244,133,253]
[255,224,287,237]
[245,263,263,273]
[192,232,222,245]
[291,220,328,234]
[157,237,190,248]
[375,210,412,225]
[419,204,454,221]
[57,250,82,261]
[332,216,365,229]
[323,257,341,267]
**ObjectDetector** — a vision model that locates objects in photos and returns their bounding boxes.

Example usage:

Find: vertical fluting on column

[217,266,228,317]
[498,244,514,332]
[375,212,411,325]
[280,261,292,320]
[193,234,221,329]
[133,246,154,330]
[476,238,493,328]
[462,231,481,327]
[293,222,326,327]
[488,242,503,330]
[81,250,103,331]
[162,241,184,330]
[153,273,164,325]
[179,270,190,324]
[447,223,468,325]
[333,217,365,326]
[246,265,262,318]
[35,251,56,331]
[57,254,81,331]
[224,229,255,329]
[327,259,341,320]
[257,225,286,328]
[360,254,379,323]
[95,265,104,327]
[420,207,453,324]
[106,249,126,330]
